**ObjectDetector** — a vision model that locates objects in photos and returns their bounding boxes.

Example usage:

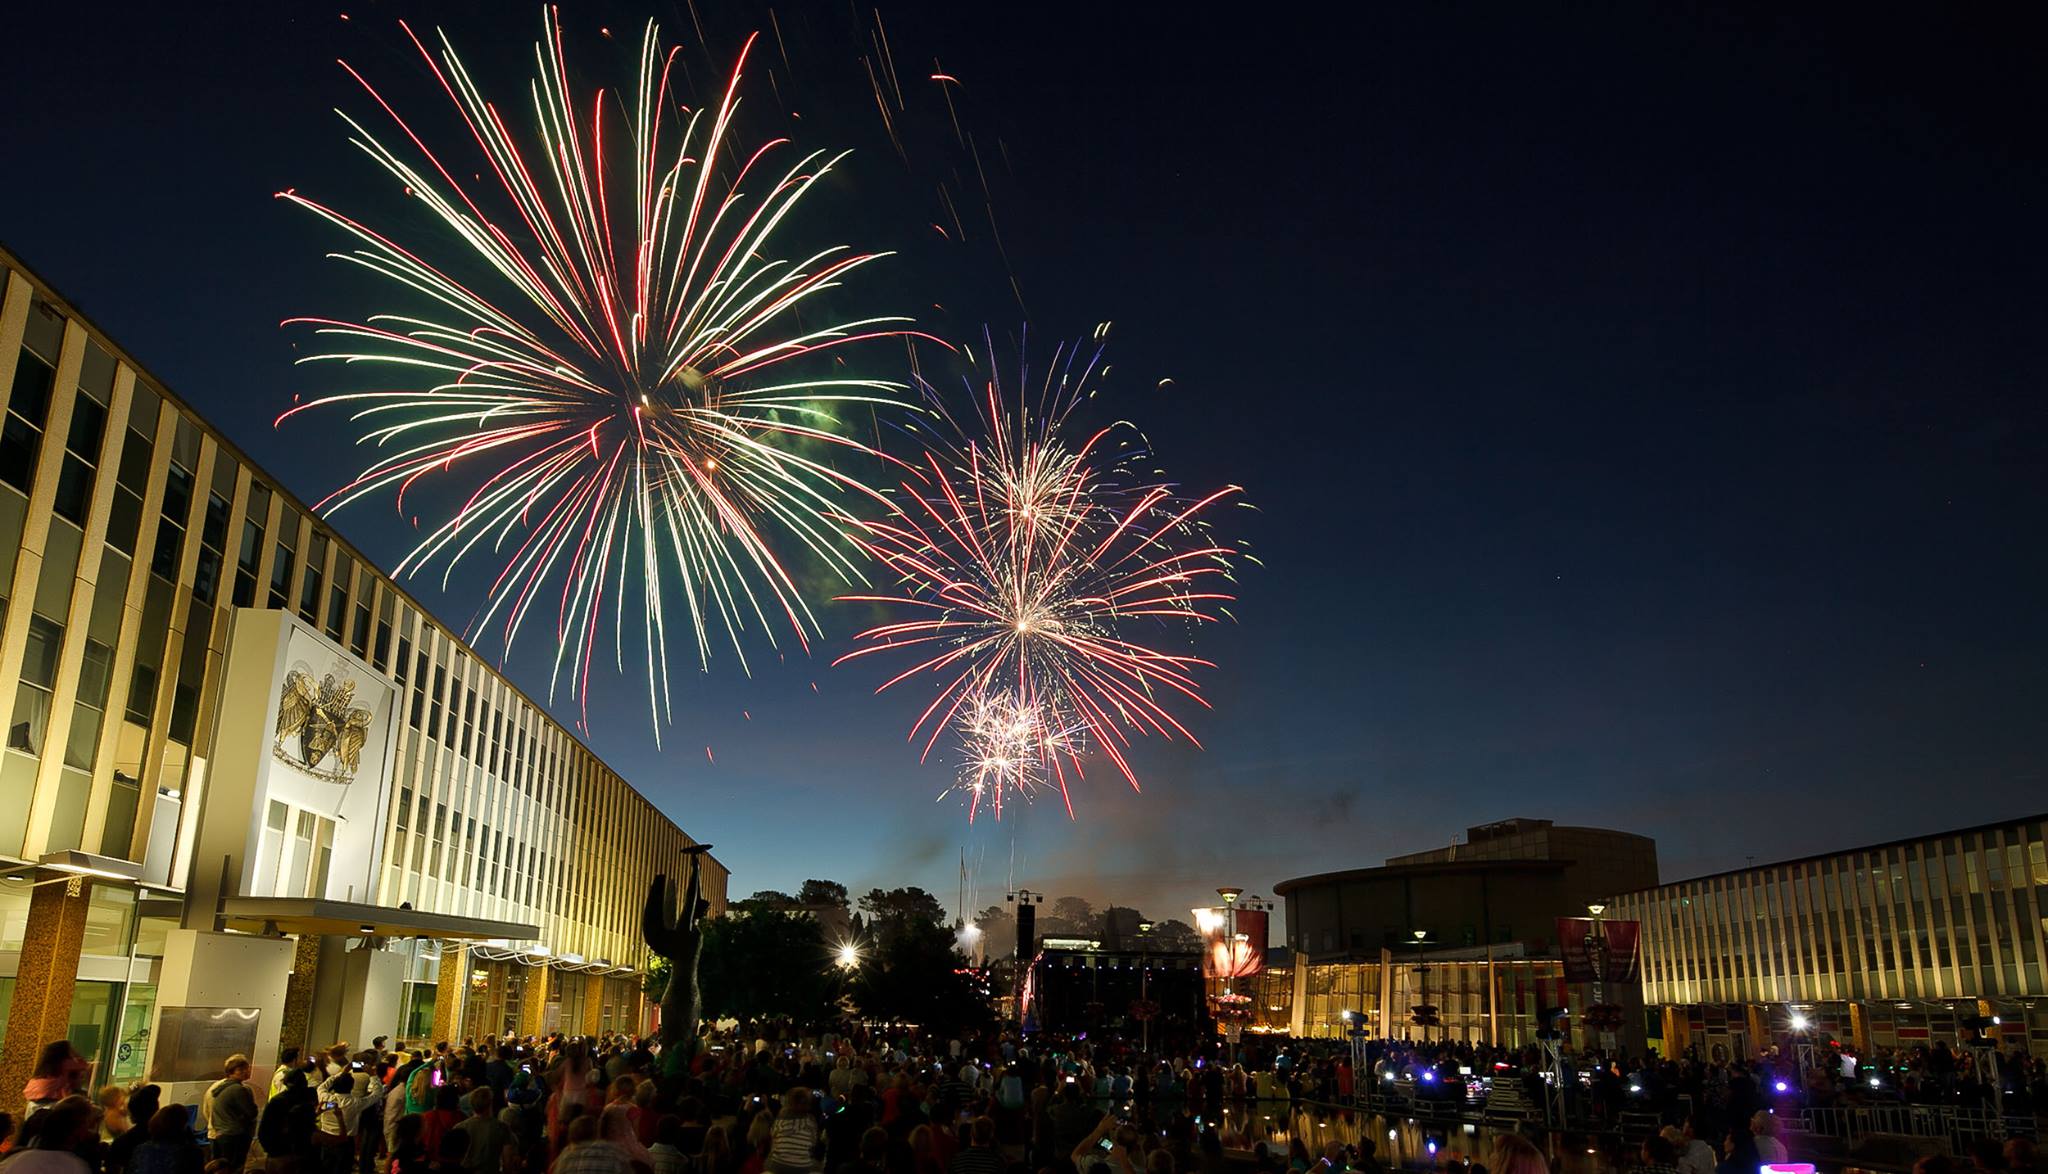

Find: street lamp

[1137,921,1155,1054]
[1410,929,1438,1041]
[1584,903,1611,1048]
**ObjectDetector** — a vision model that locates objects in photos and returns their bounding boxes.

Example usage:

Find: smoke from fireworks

[836,333,1242,819]
[278,12,927,735]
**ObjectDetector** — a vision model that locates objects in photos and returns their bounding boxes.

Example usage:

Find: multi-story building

[1274,818,1659,1046]
[1607,812,2048,1060]
[0,247,725,1100]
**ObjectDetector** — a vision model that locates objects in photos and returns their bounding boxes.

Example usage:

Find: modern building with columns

[1606,812,2048,1061]
[0,246,726,1102]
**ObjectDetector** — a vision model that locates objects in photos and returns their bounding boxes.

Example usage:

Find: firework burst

[837,334,1242,818]
[947,688,1079,821]
[278,12,929,735]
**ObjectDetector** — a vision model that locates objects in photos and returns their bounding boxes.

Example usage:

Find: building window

[7,615,64,756]
[269,540,296,610]
[0,347,56,493]
[299,534,327,625]
[192,492,229,605]
[51,393,107,525]
[150,463,193,581]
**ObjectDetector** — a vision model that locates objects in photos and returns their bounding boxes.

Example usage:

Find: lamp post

[1585,903,1609,1050]
[1138,920,1154,1055]
[1197,888,1273,1060]
[1410,928,1438,1041]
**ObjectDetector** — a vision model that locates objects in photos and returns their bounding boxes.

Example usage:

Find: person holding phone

[1070,1113,1136,1174]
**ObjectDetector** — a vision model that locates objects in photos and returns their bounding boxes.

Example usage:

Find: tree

[1048,896,1095,936]
[972,904,1015,958]
[733,890,797,913]
[662,908,840,1023]
[859,886,946,928]
[798,879,850,910]
[847,909,989,1033]
[1146,918,1204,953]
[1100,905,1144,948]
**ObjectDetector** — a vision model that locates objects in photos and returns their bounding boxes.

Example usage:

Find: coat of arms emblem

[274,669,374,781]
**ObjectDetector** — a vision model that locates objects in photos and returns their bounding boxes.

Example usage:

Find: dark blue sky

[3,3,2043,935]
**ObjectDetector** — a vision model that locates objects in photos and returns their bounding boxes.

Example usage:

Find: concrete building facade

[0,248,725,1102]
[1607,813,2048,1060]
[1274,819,1658,1047]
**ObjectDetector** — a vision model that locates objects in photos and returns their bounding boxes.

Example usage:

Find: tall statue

[643,844,713,1060]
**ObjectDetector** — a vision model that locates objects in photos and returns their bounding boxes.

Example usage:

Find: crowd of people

[0,1028,1377,1174]
[7,1027,2048,1174]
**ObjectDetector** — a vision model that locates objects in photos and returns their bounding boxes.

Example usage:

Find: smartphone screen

[1098,1138,1114,1154]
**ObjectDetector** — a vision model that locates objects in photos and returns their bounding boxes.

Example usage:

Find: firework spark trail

[278,11,939,738]
[835,332,1242,819]
[947,688,1080,822]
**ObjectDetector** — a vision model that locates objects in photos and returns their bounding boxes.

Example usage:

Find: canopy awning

[220,896,538,942]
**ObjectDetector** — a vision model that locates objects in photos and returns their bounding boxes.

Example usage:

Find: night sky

[3,3,2043,939]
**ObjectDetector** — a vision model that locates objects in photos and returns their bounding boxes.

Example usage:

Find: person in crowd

[313,1073,365,1174]
[273,1051,305,1099]
[551,1117,626,1174]
[648,1119,691,1174]
[832,1128,886,1174]
[24,1044,92,1114]
[1750,1110,1789,1166]
[388,1113,431,1174]
[128,1107,203,1174]
[600,1105,652,1174]
[1716,1128,1761,1174]
[945,1119,1000,1174]
[497,1078,543,1157]
[429,1131,468,1174]
[418,1089,464,1162]
[105,1085,163,1174]
[95,1088,130,1142]
[449,1087,514,1174]
[695,1125,735,1174]
[7,1096,99,1174]
[202,1056,258,1173]
[763,1092,816,1174]
[1664,1122,1717,1174]
[1487,1134,1548,1174]
[1068,1114,1134,1174]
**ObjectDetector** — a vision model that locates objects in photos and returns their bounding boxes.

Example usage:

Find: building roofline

[0,242,721,878]
[1615,811,2048,895]
[1273,858,1569,896]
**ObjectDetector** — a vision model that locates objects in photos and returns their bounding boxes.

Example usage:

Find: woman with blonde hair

[697,1123,735,1174]
[738,1110,775,1174]
[1488,1133,1550,1174]
[766,1090,818,1174]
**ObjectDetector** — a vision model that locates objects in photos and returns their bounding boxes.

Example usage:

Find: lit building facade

[0,248,726,1099]
[1275,819,1658,1047]
[1607,813,2048,1060]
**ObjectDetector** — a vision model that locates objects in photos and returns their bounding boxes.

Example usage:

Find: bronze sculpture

[643,843,714,1064]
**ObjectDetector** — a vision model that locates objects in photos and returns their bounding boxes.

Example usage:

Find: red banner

[1555,918,1639,983]
[1600,919,1640,983]
[1202,908,1268,979]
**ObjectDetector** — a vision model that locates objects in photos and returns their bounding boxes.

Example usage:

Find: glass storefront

[0,883,173,1084]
